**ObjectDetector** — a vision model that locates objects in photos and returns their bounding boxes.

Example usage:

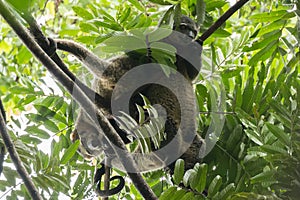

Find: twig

[0,100,42,199]
[199,0,250,42]
[0,1,157,199]
[0,180,23,199]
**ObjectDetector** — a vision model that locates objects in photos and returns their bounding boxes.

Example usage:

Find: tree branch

[199,0,250,42]
[0,100,6,176]
[0,1,157,199]
[103,159,111,200]
[0,101,42,199]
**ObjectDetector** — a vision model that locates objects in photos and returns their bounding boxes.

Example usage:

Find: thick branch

[103,160,111,200]
[199,0,250,42]
[0,100,42,199]
[0,1,157,199]
[0,100,6,176]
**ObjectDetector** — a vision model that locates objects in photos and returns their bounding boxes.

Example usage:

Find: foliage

[116,95,166,153]
[0,0,299,199]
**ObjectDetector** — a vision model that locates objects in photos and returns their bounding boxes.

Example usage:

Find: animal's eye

[179,23,197,38]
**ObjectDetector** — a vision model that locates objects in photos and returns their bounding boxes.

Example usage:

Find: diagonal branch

[0,1,157,199]
[199,0,250,42]
[0,100,42,199]
[0,100,6,176]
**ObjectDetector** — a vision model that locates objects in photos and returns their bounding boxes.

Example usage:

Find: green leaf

[41,118,59,133]
[243,30,281,52]
[207,175,222,197]
[136,104,145,124]
[173,189,187,199]
[266,123,290,146]
[257,20,285,37]
[16,46,32,64]
[245,129,263,145]
[101,35,147,53]
[118,7,131,23]
[260,145,288,155]
[217,183,235,200]
[226,124,243,151]
[204,0,227,12]
[34,104,55,117]
[15,94,36,108]
[160,186,177,200]
[183,169,196,187]
[79,22,99,33]
[231,192,280,200]
[7,0,36,13]
[148,28,172,43]
[250,170,275,183]
[10,86,35,94]
[93,20,123,31]
[59,28,82,37]
[32,176,51,192]
[72,6,94,20]
[248,40,277,66]
[190,164,203,192]
[269,99,291,119]
[194,163,207,193]
[181,191,195,200]
[45,173,70,190]
[222,67,244,79]
[98,9,115,22]
[150,41,176,55]
[250,10,295,22]
[236,107,256,129]
[211,29,231,38]
[128,0,145,11]
[25,126,50,139]
[61,140,80,165]
[125,14,149,29]
[173,159,185,184]
[19,134,42,144]
[148,0,172,5]
[77,36,98,44]
[3,166,18,186]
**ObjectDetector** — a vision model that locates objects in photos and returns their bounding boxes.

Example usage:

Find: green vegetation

[0,0,299,199]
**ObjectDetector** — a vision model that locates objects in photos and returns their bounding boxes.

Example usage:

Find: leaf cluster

[0,0,299,199]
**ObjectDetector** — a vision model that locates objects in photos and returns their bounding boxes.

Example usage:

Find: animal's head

[165,15,202,81]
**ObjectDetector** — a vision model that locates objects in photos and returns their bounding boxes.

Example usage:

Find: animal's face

[175,15,198,39]
[167,15,201,81]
